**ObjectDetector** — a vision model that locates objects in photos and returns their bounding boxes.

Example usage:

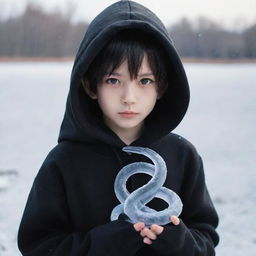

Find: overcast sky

[0,0,255,28]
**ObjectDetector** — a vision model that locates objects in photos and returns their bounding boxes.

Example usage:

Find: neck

[117,126,143,145]
[104,119,144,145]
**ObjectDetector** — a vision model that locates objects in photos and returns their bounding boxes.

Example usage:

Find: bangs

[103,35,145,80]
[84,30,168,94]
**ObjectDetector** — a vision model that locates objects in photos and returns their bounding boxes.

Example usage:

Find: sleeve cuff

[88,220,143,255]
[150,220,187,255]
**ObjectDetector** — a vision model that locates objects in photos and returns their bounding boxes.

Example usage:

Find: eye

[140,78,154,85]
[106,78,120,85]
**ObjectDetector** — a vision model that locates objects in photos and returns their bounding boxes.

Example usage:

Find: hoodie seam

[127,0,131,19]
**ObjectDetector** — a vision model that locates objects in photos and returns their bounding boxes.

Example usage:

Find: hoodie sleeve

[18,158,143,256]
[149,154,219,256]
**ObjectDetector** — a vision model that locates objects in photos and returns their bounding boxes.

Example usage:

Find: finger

[150,224,164,235]
[134,222,145,232]
[170,216,180,225]
[140,228,157,240]
[143,237,152,245]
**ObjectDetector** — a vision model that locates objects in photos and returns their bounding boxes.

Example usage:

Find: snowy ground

[0,61,255,255]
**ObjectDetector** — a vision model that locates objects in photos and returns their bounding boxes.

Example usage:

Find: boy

[18,1,219,255]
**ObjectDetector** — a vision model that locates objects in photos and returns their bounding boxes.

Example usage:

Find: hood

[58,0,190,148]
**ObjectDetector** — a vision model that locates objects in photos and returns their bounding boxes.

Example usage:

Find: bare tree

[169,18,198,57]
[243,24,256,58]
[0,3,88,57]
[169,17,249,59]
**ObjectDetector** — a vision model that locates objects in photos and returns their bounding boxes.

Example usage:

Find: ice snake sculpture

[111,146,183,226]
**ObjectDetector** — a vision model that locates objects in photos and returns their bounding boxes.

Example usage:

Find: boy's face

[90,56,159,140]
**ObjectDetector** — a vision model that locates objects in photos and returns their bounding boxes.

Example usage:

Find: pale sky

[0,0,255,29]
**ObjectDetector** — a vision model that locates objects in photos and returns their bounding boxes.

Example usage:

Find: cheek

[142,90,158,106]
[148,95,158,113]
[97,92,115,113]
[97,97,108,112]
[148,98,157,112]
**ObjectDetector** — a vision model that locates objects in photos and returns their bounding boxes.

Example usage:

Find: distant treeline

[0,4,255,58]
[0,4,88,57]
[170,18,256,59]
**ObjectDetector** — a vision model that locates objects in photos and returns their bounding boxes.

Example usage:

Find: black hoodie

[18,1,219,255]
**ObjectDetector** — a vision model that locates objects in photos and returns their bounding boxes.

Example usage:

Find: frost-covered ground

[0,61,255,255]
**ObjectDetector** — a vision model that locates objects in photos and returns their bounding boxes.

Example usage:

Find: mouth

[118,111,139,118]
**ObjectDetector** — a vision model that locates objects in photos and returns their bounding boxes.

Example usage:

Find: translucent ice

[111,146,183,226]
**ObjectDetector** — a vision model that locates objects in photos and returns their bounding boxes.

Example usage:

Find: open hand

[134,216,180,244]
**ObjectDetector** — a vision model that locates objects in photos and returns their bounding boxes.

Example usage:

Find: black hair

[82,29,169,96]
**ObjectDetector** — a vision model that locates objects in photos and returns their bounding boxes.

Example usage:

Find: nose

[121,82,136,105]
